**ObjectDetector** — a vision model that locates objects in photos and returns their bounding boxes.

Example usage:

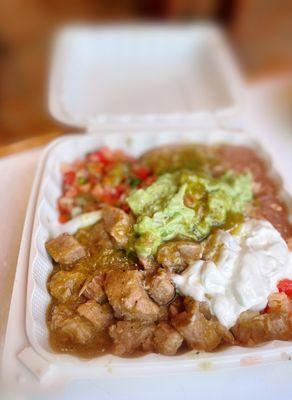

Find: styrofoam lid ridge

[49,24,245,129]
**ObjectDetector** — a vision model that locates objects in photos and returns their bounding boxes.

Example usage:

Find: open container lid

[49,24,245,131]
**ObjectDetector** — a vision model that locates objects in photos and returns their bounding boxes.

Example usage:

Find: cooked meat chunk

[79,273,106,303]
[109,321,155,356]
[157,240,202,273]
[171,299,234,351]
[46,233,86,264]
[49,304,95,345]
[139,256,159,274]
[157,305,169,321]
[104,270,160,322]
[148,269,175,305]
[185,298,212,320]
[231,311,265,345]
[49,304,73,330]
[262,313,292,340]
[232,310,292,345]
[77,300,114,331]
[48,271,86,303]
[75,221,114,250]
[153,322,183,355]
[168,296,184,318]
[267,292,291,314]
[59,316,95,344]
[102,206,134,248]
[75,248,137,273]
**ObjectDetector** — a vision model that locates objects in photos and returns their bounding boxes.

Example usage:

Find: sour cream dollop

[172,220,292,329]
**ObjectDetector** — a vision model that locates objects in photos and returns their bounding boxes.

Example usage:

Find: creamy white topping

[172,220,292,329]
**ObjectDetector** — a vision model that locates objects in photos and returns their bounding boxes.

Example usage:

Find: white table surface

[1,80,292,399]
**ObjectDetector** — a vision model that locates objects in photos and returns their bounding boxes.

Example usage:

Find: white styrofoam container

[48,24,245,131]
[25,129,292,376]
[3,24,292,389]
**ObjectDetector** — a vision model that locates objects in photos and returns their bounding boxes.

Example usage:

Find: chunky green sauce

[127,170,253,257]
[140,144,220,176]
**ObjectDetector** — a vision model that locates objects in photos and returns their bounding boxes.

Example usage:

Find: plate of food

[24,128,292,376]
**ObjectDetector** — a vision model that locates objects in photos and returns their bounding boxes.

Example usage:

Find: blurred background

[0,0,292,147]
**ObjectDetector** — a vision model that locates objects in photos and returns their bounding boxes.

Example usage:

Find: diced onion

[50,211,102,237]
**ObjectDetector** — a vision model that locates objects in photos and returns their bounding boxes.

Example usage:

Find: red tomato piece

[97,147,112,165]
[64,187,78,198]
[78,183,91,193]
[59,213,70,223]
[277,279,292,297]
[87,162,103,177]
[58,197,73,212]
[140,175,157,188]
[120,203,130,213]
[91,183,104,200]
[116,183,130,195]
[133,165,151,181]
[86,152,100,162]
[87,147,112,165]
[64,171,76,185]
[101,193,119,206]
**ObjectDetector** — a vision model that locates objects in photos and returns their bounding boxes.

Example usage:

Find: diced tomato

[58,197,73,212]
[86,152,100,162]
[88,147,113,165]
[146,175,157,184]
[116,183,130,195]
[277,279,292,297]
[99,146,112,163]
[87,162,103,177]
[88,176,98,185]
[184,194,196,208]
[59,213,70,223]
[120,203,130,213]
[91,183,104,200]
[64,187,78,198]
[132,165,151,181]
[64,171,76,185]
[78,183,91,193]
[139,175,157,188]
[101,193,119,206]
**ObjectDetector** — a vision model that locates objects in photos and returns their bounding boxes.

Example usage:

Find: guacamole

[127,170,253,257]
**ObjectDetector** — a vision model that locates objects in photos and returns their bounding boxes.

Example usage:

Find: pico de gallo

[58,146,156,223]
